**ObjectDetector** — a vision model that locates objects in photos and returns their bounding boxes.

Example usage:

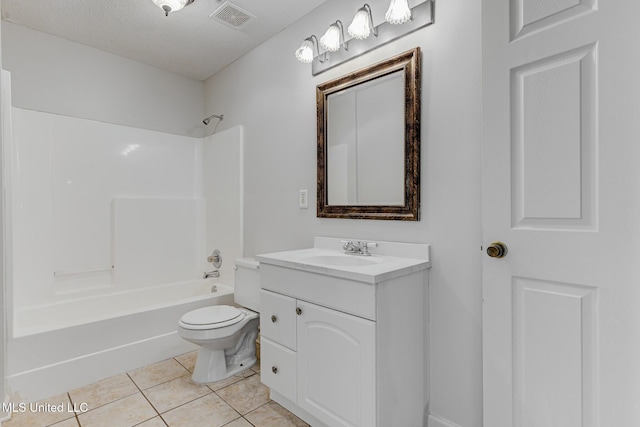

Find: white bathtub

[7,279,234,402]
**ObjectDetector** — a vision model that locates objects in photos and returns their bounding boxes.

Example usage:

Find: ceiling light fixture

[385,0,412,25]
[348,4,377,40]
[320,21,348,53]
[151,0,194,17]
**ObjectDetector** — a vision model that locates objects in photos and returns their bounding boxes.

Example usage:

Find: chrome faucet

[203,269,220,279]
[341,240,378,256]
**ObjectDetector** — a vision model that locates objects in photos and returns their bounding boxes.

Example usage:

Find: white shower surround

[7,107,207,313]
[4,108,245,401]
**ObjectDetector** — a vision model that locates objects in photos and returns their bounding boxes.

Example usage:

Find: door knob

[486,241,508,258]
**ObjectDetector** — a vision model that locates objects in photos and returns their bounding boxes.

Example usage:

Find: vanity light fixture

[348,4,377,40]
[295,36,321,64]
[320,21,348,53]
[151,0,194,16]
[295,0,433,75]
[385,0,412,25]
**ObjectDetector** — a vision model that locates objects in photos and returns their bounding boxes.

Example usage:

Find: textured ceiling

[1,0,327,81]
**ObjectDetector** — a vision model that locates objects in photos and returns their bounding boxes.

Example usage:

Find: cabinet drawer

[260,264,377,320]
[260,337,297,404]
[260,289,297,350]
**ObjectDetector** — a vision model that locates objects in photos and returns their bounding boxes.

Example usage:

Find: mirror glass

[326,72,405,206]
[317,48,421,220]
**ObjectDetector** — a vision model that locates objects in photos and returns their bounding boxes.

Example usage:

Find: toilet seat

[179,306,245,330]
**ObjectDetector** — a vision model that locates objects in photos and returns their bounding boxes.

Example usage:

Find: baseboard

[7,331,196,403]
[428,413,463,427]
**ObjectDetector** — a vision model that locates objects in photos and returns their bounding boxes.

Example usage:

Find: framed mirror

[316,48,421,220]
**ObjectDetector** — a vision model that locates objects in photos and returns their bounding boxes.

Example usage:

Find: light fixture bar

[311,0,434,76]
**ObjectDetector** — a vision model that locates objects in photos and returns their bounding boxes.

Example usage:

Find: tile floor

[3,351,309,427]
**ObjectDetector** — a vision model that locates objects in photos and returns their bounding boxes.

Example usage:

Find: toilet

[178,258,260,383]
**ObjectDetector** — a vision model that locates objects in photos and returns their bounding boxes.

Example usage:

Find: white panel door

[482,1,640,426]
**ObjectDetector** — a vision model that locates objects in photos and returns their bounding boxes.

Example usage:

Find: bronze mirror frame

[316,47,421,221]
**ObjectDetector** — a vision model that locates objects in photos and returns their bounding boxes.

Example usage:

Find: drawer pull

[296,307,302,315]
[272,366,278,374]
[271,315,277,323]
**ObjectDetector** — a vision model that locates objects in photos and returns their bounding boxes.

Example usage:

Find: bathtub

[7,278,234,402]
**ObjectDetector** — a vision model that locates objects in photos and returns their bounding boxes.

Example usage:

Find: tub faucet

[203,269,220,279]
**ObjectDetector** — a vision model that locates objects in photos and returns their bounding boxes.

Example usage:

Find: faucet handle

[361,241,378,255]
[341,240,355,250]
[207,249,222,268]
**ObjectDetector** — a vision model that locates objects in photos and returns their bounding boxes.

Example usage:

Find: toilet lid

[180,306,243,327]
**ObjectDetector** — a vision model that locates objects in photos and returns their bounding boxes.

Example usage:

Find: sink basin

[300,255,378,267]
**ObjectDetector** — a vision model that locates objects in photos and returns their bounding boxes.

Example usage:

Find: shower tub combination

[8,279,234,402]
[4,106,245,402]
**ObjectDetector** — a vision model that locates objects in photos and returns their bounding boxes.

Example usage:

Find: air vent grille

[209,1,255,29]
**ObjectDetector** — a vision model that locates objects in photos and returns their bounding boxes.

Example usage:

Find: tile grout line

[65,392,81,427]
[173,356,193,373]
[240,400,274,427]
[127,372,168,427]
[67,380,141,421]
[126,372,166,426]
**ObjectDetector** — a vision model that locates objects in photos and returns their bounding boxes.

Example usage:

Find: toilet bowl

[178,258,260,383]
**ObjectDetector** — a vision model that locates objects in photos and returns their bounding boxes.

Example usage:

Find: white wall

[1,22,205,138]
[204,0,483,426]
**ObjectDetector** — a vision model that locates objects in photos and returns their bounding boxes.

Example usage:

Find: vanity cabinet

[257,247,430,427]
[261,289,375,427]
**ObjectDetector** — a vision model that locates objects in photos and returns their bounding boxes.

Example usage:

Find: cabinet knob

[271,315,277,323]
[296,307,302,315]
[272,366,278,374]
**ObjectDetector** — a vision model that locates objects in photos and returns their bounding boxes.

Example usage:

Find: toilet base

[191,327,259,384]
[191,349,257,383]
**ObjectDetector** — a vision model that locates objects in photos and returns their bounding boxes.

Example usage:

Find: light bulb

[320,22,343,52]
[348,5,375,40]
[295,38,315,63]
[385,0,411,25]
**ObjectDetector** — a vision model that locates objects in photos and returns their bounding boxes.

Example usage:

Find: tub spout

[203,270,220,279]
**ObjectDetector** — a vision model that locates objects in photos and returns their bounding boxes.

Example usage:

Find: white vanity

[256,237,430,427]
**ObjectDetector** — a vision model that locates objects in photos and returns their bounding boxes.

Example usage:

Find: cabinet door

[296,301,376,427]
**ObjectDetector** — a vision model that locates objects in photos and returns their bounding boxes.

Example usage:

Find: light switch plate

[299,190,308,209]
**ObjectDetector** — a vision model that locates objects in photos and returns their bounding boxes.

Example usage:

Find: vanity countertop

[256,241,430,284]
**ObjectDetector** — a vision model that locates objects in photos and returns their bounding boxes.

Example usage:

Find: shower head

[203,114,224,125]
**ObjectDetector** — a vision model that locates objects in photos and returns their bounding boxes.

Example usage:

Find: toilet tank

[234,258,260,312]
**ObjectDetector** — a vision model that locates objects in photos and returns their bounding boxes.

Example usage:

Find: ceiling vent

[209,1,255,30]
